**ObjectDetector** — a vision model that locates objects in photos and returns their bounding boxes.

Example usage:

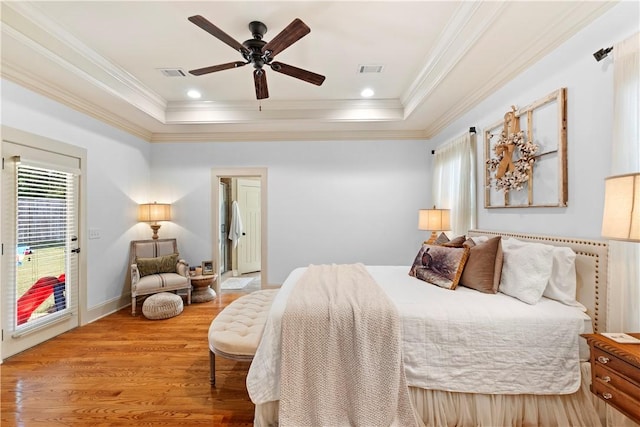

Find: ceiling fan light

[187,89,202,99]
[361,88,374,98]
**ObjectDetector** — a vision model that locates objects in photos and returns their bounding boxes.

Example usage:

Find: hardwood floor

[1,292,256,426]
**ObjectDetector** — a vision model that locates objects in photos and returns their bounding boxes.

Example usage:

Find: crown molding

[420,1,617,138]
[165,99,404,123]
[167,98,402,112]
[401,1,507,119]
[1,1,616,143]
[1,62,153,142]
[149,129,427,143]
[2,2,167,122]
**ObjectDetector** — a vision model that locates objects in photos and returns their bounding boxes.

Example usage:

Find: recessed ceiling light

[187,89,202,99]
[360,88,374,98]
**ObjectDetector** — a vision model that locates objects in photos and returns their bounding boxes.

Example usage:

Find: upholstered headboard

[468,230,609,333]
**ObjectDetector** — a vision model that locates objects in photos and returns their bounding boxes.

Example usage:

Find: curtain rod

[432,127,476,155]
[593,46,613,62]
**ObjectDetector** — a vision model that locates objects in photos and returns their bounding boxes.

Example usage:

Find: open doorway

[211,168,267,295]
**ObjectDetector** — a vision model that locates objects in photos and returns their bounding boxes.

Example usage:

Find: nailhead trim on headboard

[468,230,609,333]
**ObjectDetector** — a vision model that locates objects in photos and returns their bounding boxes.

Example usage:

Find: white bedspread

[246,266,590,404]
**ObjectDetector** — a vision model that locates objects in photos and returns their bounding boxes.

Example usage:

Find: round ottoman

[142,292,183,320]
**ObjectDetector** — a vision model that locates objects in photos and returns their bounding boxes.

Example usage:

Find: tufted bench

[208,289,278,386]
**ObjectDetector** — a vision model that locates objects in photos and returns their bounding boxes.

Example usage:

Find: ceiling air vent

[158,68,187,77]
[358,64,383,74]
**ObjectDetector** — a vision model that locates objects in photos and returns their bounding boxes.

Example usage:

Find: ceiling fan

[188,15,326,100]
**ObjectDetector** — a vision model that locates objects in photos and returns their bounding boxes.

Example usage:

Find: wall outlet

[89,228,101,240]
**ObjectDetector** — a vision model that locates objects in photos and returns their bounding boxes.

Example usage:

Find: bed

[246,230,609,426]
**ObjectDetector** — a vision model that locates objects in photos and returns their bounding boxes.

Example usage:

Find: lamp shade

[601,173,639,242]
[418,208,451,231]
[138,202,171,223]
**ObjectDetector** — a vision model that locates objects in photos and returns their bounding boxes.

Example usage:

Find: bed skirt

[253,362,605,427]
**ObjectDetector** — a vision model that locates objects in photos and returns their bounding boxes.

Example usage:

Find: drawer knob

[601,375,611,383]
[597,356,610,364]
[602,392,613,400]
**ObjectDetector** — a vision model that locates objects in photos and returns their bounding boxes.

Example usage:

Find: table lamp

[138,202,171,240]
[418,207,451,244]
[601,172,639,242]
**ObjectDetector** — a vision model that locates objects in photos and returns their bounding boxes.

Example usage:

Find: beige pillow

[434,232,449,245]
[433,233,466,247]
[459,236,503,293]
[441,235,466,247]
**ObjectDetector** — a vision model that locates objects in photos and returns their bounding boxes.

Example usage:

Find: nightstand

[581,333,640,424]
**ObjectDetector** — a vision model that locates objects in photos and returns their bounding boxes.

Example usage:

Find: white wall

[152,139,431,284]
[2,0,636,311]
[1,79,152,318]
[427,1,639,240]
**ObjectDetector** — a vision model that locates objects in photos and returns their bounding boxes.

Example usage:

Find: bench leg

[209,350,216,387]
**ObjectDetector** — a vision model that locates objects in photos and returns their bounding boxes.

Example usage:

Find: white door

[237,178,261,274]
[2,142,81,359]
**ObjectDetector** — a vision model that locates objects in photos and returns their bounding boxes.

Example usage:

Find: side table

[190,274,217,303]
[581,333,640,424]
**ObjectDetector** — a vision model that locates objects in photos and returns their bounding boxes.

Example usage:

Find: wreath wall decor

[483,88,568,208]
[486,106,539,192]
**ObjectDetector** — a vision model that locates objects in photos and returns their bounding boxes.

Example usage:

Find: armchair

[130,238,192,315]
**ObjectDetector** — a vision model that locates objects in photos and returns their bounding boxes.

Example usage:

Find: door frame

[211,167,267,295]
[1,126,88,362]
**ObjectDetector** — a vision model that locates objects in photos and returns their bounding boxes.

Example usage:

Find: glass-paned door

[2,142,80,359]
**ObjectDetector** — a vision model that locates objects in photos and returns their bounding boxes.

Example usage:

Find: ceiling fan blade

[254,69,269,100]
[262,18,310,58]
[270,62,325,86]
[188,15,249,55]
[189,61,247,76]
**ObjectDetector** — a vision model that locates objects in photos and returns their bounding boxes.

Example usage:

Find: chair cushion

[136,272,189,292]
[209,289,278,356]
[142,292,183,320]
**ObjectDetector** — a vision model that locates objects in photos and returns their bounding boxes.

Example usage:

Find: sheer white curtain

[432,132,476,236]
[608,32,640,333]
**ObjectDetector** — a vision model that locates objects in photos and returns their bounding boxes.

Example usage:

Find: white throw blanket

[278,264,420,427]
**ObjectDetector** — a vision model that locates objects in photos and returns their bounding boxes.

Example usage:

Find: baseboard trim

[85,294,130,324]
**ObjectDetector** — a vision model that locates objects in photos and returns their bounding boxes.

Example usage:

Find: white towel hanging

[229,200,244,248]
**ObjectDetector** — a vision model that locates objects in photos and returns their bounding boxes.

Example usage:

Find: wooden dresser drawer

[592,378,640,423]
[594,347,640,384]
[582,333,640,425]
[593,363,640,398]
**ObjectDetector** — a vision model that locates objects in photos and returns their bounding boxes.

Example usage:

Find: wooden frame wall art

[484,88,567,208]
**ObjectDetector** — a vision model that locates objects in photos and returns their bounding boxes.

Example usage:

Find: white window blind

[11,159,78,333]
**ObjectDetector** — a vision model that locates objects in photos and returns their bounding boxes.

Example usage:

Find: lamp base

[424,231,438,245]
[150,224,161,240]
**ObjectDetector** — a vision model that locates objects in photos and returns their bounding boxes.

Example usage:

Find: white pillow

[499,238,554,304]
[471,235,489,244]
[543,246,586,311]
